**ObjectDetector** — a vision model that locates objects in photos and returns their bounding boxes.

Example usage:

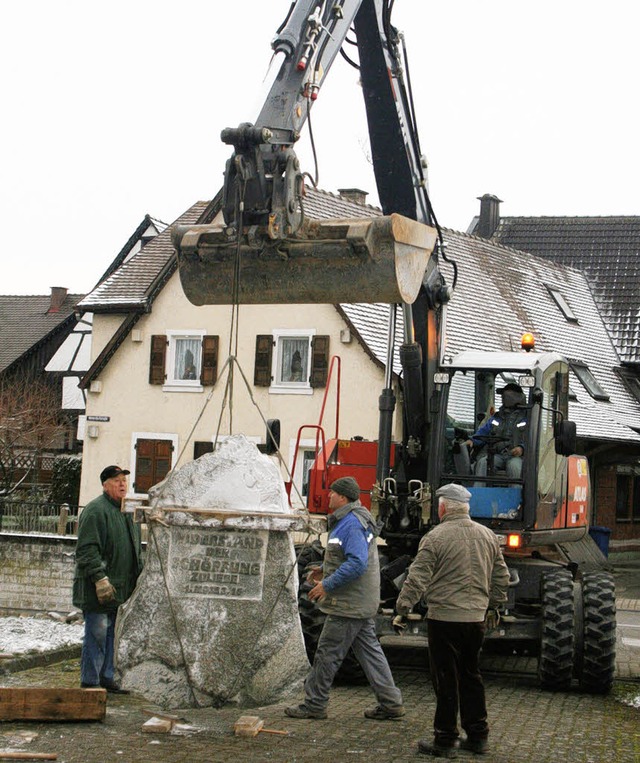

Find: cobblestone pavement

[1,558,639,763]
[1,654,638,763]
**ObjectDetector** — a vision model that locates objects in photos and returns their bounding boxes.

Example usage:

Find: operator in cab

[466,382,527,482]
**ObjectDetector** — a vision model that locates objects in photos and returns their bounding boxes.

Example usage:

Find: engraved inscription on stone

[170,528,268,600]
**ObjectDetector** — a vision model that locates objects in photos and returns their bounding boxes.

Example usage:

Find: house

[0,288,84,491]
[75,189,640,549]
[46,215,167,439]
[75,190,392,508]
[468,195,640,545]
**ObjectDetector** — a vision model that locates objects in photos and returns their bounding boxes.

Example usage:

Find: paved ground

[1,556,639,763]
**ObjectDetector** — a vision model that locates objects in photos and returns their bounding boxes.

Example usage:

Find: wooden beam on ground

[0,688,106,722]
[0,754,57,760]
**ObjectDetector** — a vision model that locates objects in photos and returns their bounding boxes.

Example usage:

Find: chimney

[338,188,368,206]
[476,194,502,238]
[48,286,68,314]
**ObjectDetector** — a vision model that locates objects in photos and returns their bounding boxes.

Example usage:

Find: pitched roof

[343,228,640,444]
[80,189,640,445]
[77,203,208,312]
[472,215,640,366]
[76,189,377,312]
[0,291,84,374]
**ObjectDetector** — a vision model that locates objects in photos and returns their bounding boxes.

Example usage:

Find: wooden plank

[0,688,106,722]
[0,754,57,760]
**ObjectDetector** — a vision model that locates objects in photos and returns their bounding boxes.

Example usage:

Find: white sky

[1,1,638,295]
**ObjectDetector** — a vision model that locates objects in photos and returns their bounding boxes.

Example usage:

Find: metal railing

[0,501,81,536]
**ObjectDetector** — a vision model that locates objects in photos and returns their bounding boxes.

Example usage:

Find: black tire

[295,542,366,684]
[578,571,616,694]
[538,568,575,691]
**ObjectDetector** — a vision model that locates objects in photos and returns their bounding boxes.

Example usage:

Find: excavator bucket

[172,213,437,305]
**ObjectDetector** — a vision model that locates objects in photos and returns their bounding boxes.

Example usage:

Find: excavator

[172,0,616,694]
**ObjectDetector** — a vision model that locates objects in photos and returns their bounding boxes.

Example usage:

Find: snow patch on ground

[0,616,83,656]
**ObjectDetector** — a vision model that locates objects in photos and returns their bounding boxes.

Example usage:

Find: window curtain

[174,337,201,381]
[279,338,308,383]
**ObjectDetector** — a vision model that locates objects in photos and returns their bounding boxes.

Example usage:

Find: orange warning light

[507,533,522,549]
[521,333,535,352]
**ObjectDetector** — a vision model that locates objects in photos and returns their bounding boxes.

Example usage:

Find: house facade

[76,192,401,508]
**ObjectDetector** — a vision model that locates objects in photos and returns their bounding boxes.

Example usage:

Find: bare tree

[0,374,67,498]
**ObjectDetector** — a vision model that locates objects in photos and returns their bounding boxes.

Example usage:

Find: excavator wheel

[538,568,575,691]
[577,571,616,694]
[294,543,366,684]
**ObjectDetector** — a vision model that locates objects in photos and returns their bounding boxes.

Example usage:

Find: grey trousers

[304,614,403,711]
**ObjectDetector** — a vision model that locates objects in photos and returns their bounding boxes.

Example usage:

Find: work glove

[95,576,116,604]
[392,614,407,634]
[485,608,500,630]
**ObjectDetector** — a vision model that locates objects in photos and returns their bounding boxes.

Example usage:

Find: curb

[0,643,81,675]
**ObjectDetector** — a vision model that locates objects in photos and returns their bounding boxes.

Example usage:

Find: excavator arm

[173,0,456,527]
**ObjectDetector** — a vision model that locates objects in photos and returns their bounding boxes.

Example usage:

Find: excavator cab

[433,349,584,540]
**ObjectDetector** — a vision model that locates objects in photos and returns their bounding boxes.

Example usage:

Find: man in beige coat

[396,483,509,758]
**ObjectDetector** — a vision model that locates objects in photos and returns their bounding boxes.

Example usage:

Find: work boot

[417,738,459,758]
[284,704,328,720]
[100,680,130,695]
[364,704,406,720]
[461,737,490,754]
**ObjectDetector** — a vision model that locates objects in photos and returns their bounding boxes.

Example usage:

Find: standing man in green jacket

[396,483,509,758]
[73,465,143,693]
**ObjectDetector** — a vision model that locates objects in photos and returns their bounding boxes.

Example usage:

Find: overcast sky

[2,1,637,295]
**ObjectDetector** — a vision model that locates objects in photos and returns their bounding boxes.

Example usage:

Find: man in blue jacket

[286,476,404,720]
[73,465,143,693]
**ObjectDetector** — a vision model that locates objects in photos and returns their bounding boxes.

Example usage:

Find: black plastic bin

[589,525,611,558]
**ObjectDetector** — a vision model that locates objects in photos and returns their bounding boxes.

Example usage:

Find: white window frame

[129,431,179,499]
[162,329,206,393]
[269,329,315,395]
[288,437,320,508]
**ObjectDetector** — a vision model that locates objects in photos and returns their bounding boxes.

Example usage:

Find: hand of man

[308,581,326,602]
[510,446,524,457]
[392,614,407,634]
[306,566,323,585]
[485,608,500,630]
[95,577,116,604]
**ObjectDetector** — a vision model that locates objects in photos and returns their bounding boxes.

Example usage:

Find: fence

[0,501,80,536]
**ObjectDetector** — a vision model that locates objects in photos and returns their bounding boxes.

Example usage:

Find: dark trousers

[427,619,488,747]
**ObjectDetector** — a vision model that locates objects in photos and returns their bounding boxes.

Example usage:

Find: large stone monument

[115,435,316,709]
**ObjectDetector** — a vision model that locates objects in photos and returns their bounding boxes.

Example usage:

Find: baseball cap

[497,382,523,394]
[100,465,130,483]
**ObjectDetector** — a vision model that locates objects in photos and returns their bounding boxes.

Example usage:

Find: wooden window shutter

[200,335,219,386]
[134,438,173,493]
[310,335,330,388]
[149,335,167,385]
[254,335,273,387]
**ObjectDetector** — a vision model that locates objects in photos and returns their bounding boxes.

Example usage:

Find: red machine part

[307,438,396,514]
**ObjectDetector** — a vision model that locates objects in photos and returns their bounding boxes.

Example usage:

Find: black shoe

[364,704,406,720]
[80,683,100,689]
[284,704,327,720]
[417,739,459,758]
[100,681,130,695]
[461,738,489,755]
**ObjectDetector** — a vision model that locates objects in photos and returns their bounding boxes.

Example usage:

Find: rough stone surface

[115,436,309,709]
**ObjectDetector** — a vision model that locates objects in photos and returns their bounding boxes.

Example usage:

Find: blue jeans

[81,611,117,687]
